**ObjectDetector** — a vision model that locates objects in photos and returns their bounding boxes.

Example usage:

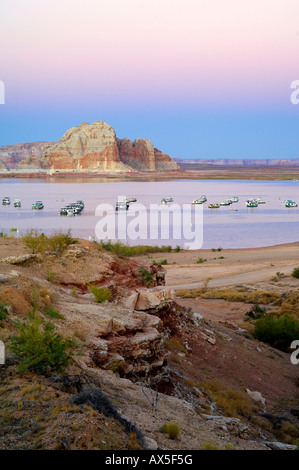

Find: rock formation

[174,158,299,167]
[40,121,128,172]
[31,121,178,172]
[0,142,53,169]
[116,137,156,171]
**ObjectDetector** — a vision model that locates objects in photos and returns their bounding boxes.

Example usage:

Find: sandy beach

[137,242,299,323]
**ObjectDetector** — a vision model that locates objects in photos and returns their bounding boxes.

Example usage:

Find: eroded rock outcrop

[0,142,53,169]
[40,121,127,172]
[12,121,179,172]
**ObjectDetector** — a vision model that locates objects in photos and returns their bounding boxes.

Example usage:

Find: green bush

[47,230,76,256]
[10,314,76,374]
[0,303,8,328]
[22,229,48,253]
[22,229,76,255]
[292,267,299,279]
[137,266,155,287]
[197,257,207,264]
[88,285,113,303]
[161,423,180,440]
[160,259,168,265]
[253,314,299,352]
[46,267,57,282]
[100,240,172,257]
[175,245,181,252]
[244,303,266,321]
[44,306,65,320]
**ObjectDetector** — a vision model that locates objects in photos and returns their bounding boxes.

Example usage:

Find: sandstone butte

[0,121,179,173]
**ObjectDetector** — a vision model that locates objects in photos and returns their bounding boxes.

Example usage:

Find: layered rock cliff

[0,142,53,169]
[2,121,178,173]
[40,121,178,172]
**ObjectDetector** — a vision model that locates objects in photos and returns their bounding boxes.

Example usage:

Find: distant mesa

[174,158,299,167]
[0,121,179,173]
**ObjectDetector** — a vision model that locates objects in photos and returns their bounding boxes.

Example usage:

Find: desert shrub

[160,259,168,265]
[22,229,76,255]
[253,314,299,352]
[46,267,57,282]
[175,245,181,252]
[276,421,299,445]
[199,441,221,450]
[244,304,266,321]
[199,441,236,450]
[47,229,76,256]
[137,266,155,287]
[176,287,281,304]
[44,306,65,320]
[292,267,299,279]
[197,257,207,264]
[278,292,299,319]
[88,285,113,303]
[100,240,172,257]
[71,287,78,298]
[200,380,255,419]
[22,230,48,253]
[0,303,8,328]
[161,423,179,440]
[31,285,54,312]
[10,314,76,374]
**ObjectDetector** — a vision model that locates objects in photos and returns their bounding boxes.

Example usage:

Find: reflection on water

[0,178,298,249]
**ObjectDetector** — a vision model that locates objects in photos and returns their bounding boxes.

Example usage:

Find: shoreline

[1,166,299,181]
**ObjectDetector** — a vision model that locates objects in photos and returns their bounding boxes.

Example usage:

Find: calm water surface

[0,178,298,249]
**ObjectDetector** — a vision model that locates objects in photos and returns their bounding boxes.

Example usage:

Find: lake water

[0,178,298,249]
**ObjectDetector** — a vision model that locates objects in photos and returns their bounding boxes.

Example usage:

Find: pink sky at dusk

[2,0,299,106]
[1,0,299,157]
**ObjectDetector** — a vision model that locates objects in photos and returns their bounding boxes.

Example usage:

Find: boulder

[246,389,266,406]
[143,436,159,450]
[263,441,298,450]
[134,289,175,311]
[1,254,41,265]
[0,270,19,283]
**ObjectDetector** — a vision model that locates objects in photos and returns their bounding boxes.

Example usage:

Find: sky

[0,0,299,159]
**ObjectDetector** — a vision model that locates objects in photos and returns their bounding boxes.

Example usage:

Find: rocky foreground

[0,121,179,174]
[0,238,298,450]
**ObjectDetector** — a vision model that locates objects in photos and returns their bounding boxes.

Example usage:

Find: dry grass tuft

[200,379,257,419]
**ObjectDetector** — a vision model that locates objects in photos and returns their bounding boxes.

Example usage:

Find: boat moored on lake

[192,195,207,204]
[2,197,10,205]
[284,200,298,208]
[116,201,129,211]
[32,201,44,210]
[245,199,258,207]
[220,199,232,206]
[59,201,84,216]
